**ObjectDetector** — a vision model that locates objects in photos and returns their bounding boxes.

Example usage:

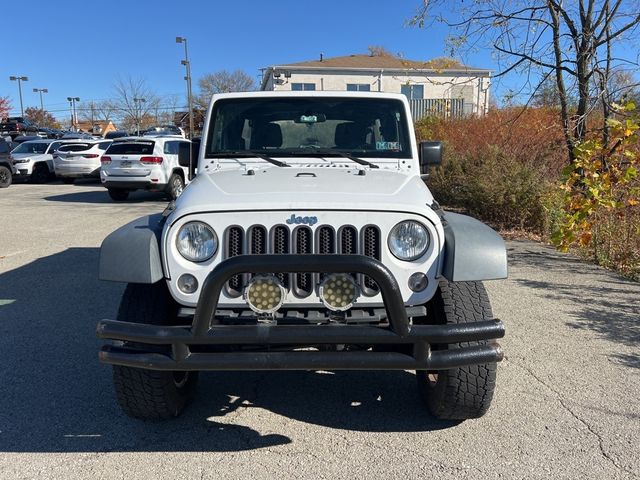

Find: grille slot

[362,226,381,295]
[249,226,267,254]
[339,226,358,282]
[272,225,290,287]
[318,226,336,254]
[339,226,357,254]
[225,226,244,297]
[294,227,313,296]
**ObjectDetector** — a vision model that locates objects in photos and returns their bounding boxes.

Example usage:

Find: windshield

[11,142,49,154]
[205,97,412,159]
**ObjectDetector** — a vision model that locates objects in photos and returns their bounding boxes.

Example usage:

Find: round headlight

[176,221,217,262]
[388,221,430,261]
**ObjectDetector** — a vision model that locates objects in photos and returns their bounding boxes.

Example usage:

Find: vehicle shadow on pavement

[0,248,454,454]
[44,189,168,204]
[507,241,640,368]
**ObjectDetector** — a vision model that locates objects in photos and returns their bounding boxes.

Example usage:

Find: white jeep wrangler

[98,91,507,420]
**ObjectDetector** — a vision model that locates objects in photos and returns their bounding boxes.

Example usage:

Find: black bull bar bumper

[97,255,505,371]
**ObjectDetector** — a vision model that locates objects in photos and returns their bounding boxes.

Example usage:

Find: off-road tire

[417,279,497,420]
[30,163,50,184]
[107,188,129,201]
[112,282,198,419]
[0,165,12,188]
[167,173,184,200]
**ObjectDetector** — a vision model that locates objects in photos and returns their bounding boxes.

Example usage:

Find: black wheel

[167,173,184,200]
[107,188,129,201]
[416,279,497,420]
[112,282,198,419]
[62,177,75,184]
[30,163,50,184]
[0,165,12,188]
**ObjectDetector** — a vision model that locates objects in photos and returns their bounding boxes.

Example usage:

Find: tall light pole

[67,97,80,131]
[9,76,29,117]
[133,97,146,135]
[176,36,194,140]
[33,88,48,111]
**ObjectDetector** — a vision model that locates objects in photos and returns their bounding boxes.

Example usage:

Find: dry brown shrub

[416,108,567,233]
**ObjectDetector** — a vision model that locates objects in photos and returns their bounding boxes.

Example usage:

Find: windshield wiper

[208,151,290,167]
[285,149,379,169]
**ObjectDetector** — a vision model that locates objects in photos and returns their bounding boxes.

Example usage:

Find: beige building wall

[266,70,490,114]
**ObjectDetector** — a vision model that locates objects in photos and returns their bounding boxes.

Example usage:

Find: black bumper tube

[97,254,505,371]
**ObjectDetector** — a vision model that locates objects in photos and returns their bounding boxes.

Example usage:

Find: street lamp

[33,88,48,111]
[133,97,146,135]
[67,97,80,131]
[176,36,194,140]
[9,76,29,117]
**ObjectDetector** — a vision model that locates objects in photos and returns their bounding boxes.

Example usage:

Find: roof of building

[268,54,490,72]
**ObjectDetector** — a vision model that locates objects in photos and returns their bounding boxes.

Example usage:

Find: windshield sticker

[376,141,400,151]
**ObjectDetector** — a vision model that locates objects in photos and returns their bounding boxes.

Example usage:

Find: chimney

[320,53,324,62]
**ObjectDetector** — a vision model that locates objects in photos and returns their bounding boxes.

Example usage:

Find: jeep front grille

[223,224,381,298]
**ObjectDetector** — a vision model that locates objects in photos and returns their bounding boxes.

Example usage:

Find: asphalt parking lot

[0,182,639,479]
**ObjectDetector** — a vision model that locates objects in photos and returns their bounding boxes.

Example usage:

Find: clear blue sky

[1,0,503,120]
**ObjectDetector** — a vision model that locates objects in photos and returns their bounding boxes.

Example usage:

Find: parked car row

[0,117,68,140]
[0,133,198,201]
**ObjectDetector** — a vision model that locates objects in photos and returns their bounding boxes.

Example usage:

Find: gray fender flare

[441,212,507,282]
[99,214,165,283]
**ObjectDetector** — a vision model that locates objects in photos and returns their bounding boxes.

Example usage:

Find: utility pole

[33,87,48,111]
[176,36,194,140]
[9,76,29,117]
[67,96,80,131]
[133,97,146,135]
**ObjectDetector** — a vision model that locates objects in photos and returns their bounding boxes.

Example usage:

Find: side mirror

[178,140,198,180]
[419,141,443,176]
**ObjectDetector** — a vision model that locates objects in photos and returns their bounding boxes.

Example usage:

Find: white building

[260,54,491,119]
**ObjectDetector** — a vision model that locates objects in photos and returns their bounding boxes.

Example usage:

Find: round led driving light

[319,273,359,312]
[244,275,286,314]
[388,220,430,261]
[176,221,217,262]
[177,273,199,294]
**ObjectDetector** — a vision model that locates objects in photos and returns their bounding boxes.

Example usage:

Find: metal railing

[409,98,468,121]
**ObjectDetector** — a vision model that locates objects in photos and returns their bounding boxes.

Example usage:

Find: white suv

[10,139,64,183]
[53,140,112,183]
[99,136,191,201]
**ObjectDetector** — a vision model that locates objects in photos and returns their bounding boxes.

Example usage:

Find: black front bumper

[97,255,505,371]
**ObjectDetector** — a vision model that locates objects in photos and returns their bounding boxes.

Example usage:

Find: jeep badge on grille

[286,214,318,226]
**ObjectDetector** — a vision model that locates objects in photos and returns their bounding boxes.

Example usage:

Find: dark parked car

[13,135,42,145]
[0,138,16,187]
[0,117,38,139]
[104,130,129,140]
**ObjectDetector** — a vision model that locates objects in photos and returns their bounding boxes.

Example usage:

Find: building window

[347,83,371,92]
[401,84,424,100]
[291,83,316,91]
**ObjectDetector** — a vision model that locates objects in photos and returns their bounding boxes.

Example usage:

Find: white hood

[172,166,435,217]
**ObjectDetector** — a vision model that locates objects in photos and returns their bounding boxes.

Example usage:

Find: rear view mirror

[419,141,443,176]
